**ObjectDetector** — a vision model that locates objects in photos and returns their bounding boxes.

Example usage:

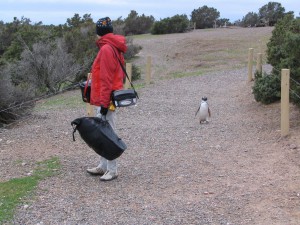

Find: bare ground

[1,27,300,224]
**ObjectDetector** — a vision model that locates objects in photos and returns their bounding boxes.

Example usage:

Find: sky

[0,0,299,25]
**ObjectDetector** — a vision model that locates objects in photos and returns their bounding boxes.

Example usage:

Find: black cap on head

[96,17,113,36]
[202,96,207,101]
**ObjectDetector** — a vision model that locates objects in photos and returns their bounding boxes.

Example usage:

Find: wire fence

[248,48,300,136]
[0,82,80,129]
[290,76,300,100]
[261,66,300,136]
[271,67,300,102]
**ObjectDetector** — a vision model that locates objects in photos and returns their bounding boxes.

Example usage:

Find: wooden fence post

[256,53,262,74]
[281,69,290,137]
[86,73,94,117]
[146,56,152,85]
[125,63,132,89]
[248,48,254,82]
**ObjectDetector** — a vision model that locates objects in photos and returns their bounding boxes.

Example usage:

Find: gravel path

[1,65,300,224]
[1,27,300,224]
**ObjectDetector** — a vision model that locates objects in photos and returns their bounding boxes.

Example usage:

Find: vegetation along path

[0,27,300,224]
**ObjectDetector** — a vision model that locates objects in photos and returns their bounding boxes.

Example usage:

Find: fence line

[290,88,300,100]
[266,68,300,99]
[272,67,300,100]
[0,82,79,113]
[290,76,300,86]
[247,47,300,137]
[278,69,300,136]
[256,53,262,74]
[0,114,35,129]
[0,82,79,128]
[289,73,300,102]
[281,69,290,137]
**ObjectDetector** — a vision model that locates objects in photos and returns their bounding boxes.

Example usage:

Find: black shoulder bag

[71,116,127,160]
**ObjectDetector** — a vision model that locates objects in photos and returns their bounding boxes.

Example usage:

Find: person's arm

[98,45,117,108]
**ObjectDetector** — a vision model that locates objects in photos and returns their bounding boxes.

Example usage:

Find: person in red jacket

[86,17,127,181]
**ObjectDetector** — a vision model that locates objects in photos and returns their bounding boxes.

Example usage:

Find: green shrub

[131,64,141,81]
[252,73,281,104]
[151,14,189,34]
[291,85,300,105]
[124,10,155,35]
[265,14,300,107]
[124,36,142,60]
[254,70,263,79]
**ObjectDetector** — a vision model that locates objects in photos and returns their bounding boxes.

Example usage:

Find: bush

[13,39,81,94]
[124,36,142,60]
[124,11,155,35]
[265,14,300,107]
[151,14,189,34]
[0,65,35,126]
[131,64,141,81]
[241,12,259,27]
[191,6,220,29]
[123,37,142,82]
[291,85,300,106]
[252,73,281,104]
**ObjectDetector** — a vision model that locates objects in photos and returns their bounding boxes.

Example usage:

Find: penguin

[195,96,211,124]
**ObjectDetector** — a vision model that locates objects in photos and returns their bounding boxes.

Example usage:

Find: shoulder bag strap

[109,45,138,98]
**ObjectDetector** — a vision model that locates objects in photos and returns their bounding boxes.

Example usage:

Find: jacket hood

[96,33,127,53]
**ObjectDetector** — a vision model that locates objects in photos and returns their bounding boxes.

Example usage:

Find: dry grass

[133,26,273,80]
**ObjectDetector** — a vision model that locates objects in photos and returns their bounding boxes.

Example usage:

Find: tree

[216,18,231,27]
[63,14,97,81]
[66,13,81,28]
[113,17,125,35]
[0,17,49,63]
[66,13,93,29]
[0,64,35,126]
[241,12,259,27]
[191,5,220,29]
[258,2,286,26]
[124,10,155,35]
[151,14,189,34]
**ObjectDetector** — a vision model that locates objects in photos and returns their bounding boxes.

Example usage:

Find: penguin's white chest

[199,102,209,121]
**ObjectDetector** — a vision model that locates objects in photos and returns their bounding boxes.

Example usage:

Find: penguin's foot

[200,120,209,124]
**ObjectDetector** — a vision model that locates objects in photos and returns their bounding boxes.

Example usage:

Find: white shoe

[86,167,106,175]
[100,171,118,181]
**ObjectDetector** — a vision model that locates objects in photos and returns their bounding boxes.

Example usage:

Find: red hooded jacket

[90,33,127,108]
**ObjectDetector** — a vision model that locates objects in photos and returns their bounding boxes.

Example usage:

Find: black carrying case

[112,89,137,107]
[71,117,127,160]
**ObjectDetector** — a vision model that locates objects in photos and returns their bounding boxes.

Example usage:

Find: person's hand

[100,107,108,115]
